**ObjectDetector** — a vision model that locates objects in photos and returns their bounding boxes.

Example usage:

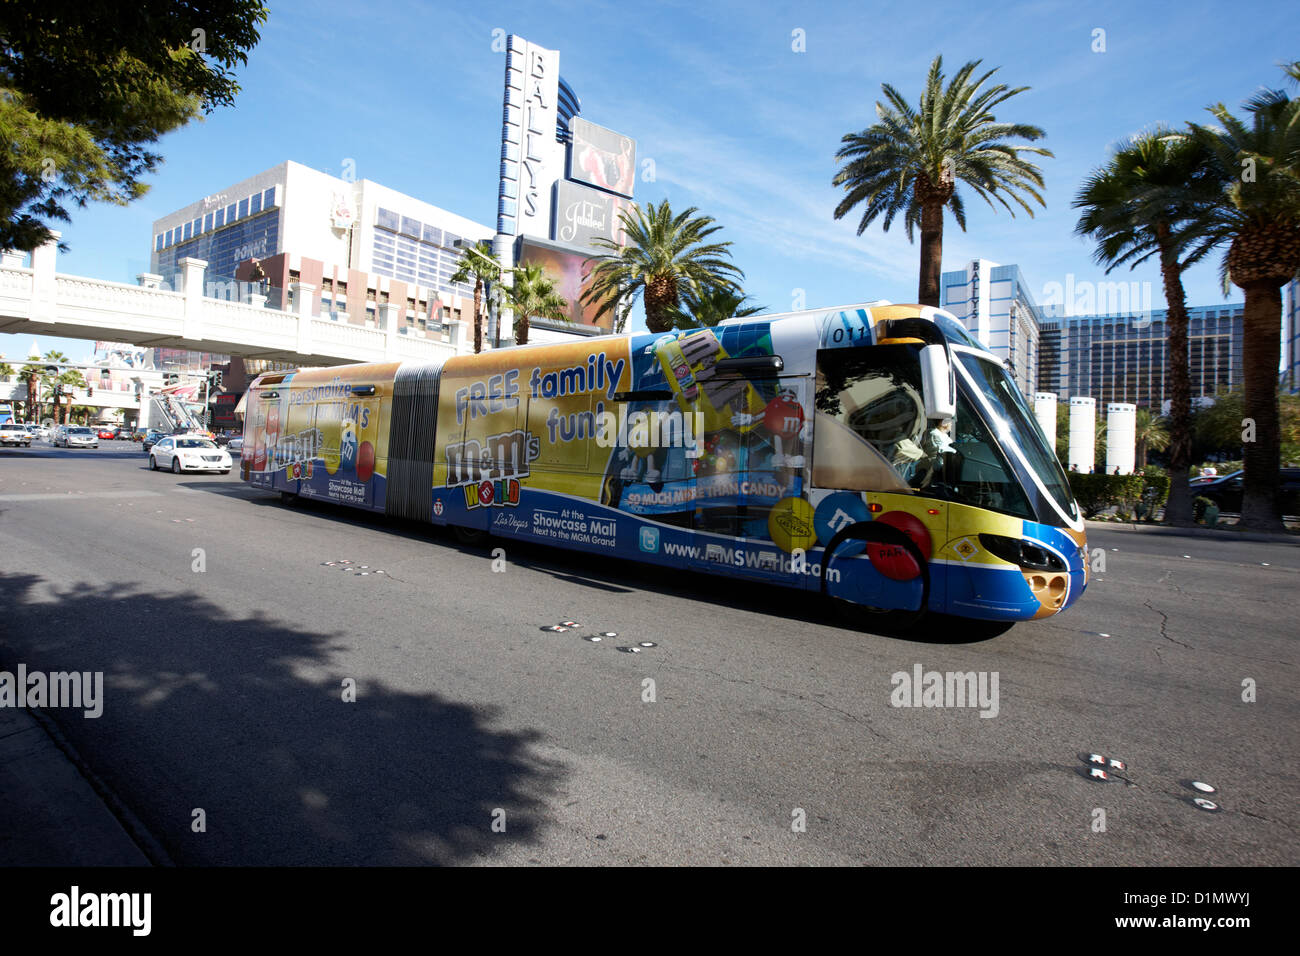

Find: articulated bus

[243,303,1088,625]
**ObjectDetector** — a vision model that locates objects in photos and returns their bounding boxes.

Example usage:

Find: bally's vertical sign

[498,36,563,241]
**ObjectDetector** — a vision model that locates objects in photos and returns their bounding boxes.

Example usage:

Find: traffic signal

[165,372,179,387]
[210,370,223,391]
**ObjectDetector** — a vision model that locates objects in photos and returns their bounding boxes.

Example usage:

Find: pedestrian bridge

[0,234,465,367]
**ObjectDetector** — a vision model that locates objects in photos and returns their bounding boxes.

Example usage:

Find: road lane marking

[0,491,164,501]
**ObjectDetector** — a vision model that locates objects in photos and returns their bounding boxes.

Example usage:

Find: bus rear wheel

[451,524,488,546]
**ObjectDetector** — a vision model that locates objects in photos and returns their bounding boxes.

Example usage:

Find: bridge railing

[0,234,469,366]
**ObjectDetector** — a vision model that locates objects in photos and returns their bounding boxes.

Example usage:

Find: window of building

[263,187,276,209]
[238,198,249,219]
[250,192,262,215]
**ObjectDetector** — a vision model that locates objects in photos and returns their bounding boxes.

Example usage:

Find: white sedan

[149,434,232,474]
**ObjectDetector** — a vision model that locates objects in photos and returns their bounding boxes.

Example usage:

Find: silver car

[60,426,99,449]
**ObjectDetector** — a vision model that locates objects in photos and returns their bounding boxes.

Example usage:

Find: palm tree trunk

[472,279,483,354]
[644,275,677,333]
[1159,234,1195,526]
[516,313,530,347]
[917,200,944,307]
[1238,280,1284,530]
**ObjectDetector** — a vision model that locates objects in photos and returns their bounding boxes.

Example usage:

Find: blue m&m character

[340,419,359,473]
[814,492,871,557]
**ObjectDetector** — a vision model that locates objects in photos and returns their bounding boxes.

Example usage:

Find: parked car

[148,434,232,474]
[59,426,99,449]
[1197,468,1300,515]
[0,422,32,446]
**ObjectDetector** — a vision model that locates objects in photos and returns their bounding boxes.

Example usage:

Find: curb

[1084,520,1300,546]
[0,706,167,866]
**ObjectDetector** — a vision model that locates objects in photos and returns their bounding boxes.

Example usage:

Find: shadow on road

[192,488,1017,644]
[0,571,560,865]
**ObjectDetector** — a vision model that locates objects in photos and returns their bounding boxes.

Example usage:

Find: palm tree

[40,350,68,424]
[1134,408,1170,469]
[1072,130,1224,525]
[500,264,569,347]
[664,286,764,330]
[449,240,501,353]
[18,360,44,420]
[56,369,86,425]
[583,201,743,333]
[1186,67,1300,529]
[832,55,1052,306]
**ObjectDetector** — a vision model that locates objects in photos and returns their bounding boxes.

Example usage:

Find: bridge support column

[30,231,60,324]
[291,282,316,359]
[179,257,208,343]
[446,320,467,352]
[380,304,401,360]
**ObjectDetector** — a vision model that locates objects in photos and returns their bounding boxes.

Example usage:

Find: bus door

[810,344,937,611]
[690,373,809,582]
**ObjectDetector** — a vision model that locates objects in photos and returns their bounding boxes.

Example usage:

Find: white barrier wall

[1068,397,1095,473]
[1106,402,1137,475]
[1033,392,1057,445]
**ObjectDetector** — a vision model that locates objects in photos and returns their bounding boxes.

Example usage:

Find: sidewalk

[1085,518,1300,546]
[0,705,152,865]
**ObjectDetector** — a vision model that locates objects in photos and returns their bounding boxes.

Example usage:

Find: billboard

[517,237,618,332]
[553,180,632,251]
[498,36,564,240]
[568,117,636,198]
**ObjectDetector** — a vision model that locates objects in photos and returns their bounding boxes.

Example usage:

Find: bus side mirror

[919,343,956,420]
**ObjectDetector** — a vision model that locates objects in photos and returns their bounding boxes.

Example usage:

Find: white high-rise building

[940,259,1043,398]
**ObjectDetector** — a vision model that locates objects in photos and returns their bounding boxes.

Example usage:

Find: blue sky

[3,0,1295,364]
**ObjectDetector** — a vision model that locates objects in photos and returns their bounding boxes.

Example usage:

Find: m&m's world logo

[463,477,521,510]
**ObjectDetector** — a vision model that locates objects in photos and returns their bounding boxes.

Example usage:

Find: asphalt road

[1,442,1297,865]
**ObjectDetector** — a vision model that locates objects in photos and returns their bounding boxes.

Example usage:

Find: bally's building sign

[497,36,563,239]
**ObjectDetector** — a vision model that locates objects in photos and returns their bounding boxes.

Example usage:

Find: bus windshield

[953,349,1078,524]
[814,343,1078,525]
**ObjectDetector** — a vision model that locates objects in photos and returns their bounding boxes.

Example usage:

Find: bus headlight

[978,534,1066,572]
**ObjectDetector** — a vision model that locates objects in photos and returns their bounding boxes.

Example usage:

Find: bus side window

[812,346,919,493]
